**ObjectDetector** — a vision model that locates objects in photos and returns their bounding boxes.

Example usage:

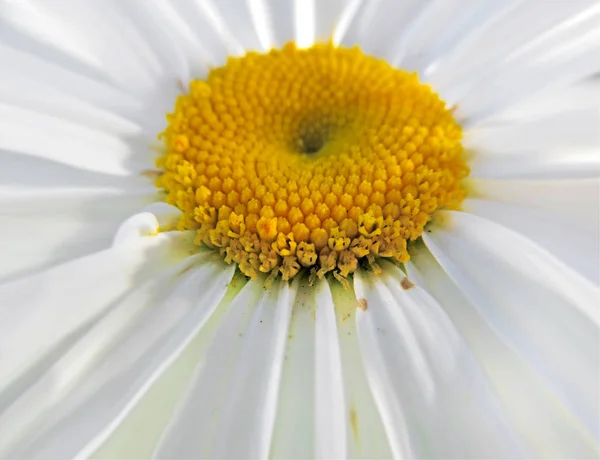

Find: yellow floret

[157,42,468,283]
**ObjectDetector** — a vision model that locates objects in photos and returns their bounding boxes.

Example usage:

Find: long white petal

[270,280,317,458]
[293,0,315,47]
[1,1,197,134]
[314,278,346,459]
[458,29,600,122]
[426,2,597,104]
[0,229,195,396]
[353,270,415,459]
[424,211,600,439]
[480,78,600,124]
[8,0,163,95]
[409,248,599,457]
[340,0,429,62]
[0,103,154,175]
[312,0,352,43]
[271,277,393,459]
[0,188,158,282]
[260,0,295,48]
[463,197,599,283]
[355,266,523,458]
[466,177,599,230]
[466,108,598,156]
[156,278,295,459]
[3,257,235,459]
[210,279,295,459]
[330,280,394,459]
[0,253,200,452]
[0,37,139,112]
[465,108,600,180]
[0,68,141,136]
[92,271,249,460]
[396,0,520,75]
[166,0,240,67]
[110,0,191,80]
[0,153,152,192]
[205,0,264,53]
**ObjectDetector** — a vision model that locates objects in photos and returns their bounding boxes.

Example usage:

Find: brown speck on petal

[349,407,359,441]
[401,277,415,290]
[357,298,368,311]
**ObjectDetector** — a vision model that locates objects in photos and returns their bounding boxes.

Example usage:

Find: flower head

[0,1,598,459]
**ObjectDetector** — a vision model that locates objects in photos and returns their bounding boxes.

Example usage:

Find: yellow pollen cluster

[157,42,468,285]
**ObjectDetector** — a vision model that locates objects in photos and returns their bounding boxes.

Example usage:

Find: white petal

[468,149,600,179]
[466,108,598,154]
[331,0,363,45]
[270,281,317,459]
[455,14,600,122]
[258,0,295,47]
[353,270,415,460]
[330,280,393,459]
[0,63,141,136]
[0,152,153,191]
[294,0,316,48]
[271,277,392,459]
[210,279,294,459]
[202,0,264,53]
[89,271,247,459]
[110,0,191,81]
[0,38,139,114]
[314,278,346,459]
[424,211,600,439]
[426,2,597,105]
[167,0,240,67]
[409,248,599,457]
[119,0,217,77]
[2,255,235,459]
[463,197,599,283]
[466,177,600,230]
[0,1,188,135]
[260,0,295,48]
[339,0,429,62]
[0,254,199,452]
[246,0,274,50]
[312,0,352,43]
[465,177,599,283]
[0,229,195,396]
[140,202,183,230]
[152,279,262,458]
[111,212,161,247]
[0,103,154,175]
[0,0,192,135]
[0,0,110,80]
[432,210,599,323]
[0,188,158,282]
[465,108,600,180]
[156,278,295,459]
[8,0,163,95]
[480,77,600,124]
[395,0,520,74]
[355,266,523,458]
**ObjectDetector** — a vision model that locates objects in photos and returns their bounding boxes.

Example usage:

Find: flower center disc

[157,42,468,284]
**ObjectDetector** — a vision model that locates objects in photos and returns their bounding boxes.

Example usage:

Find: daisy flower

[0,0,598,458]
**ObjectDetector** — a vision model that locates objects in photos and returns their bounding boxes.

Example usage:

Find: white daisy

[0,0,598,458]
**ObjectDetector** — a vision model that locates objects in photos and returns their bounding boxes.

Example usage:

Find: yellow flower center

[156,42,468,285]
